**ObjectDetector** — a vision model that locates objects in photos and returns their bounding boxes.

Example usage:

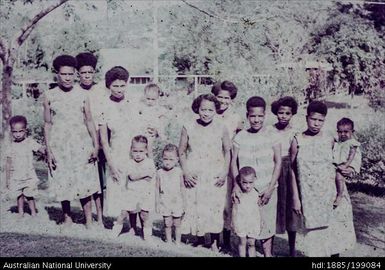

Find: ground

[0,190,384,257]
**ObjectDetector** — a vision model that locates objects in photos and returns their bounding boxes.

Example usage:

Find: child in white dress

[111,136,156,241]
[232,167,261,257]
[5,115,45,217]
[156,144,185,244]
[333,118,362,208]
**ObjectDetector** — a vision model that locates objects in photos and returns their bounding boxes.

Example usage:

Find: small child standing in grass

[4,115,45,217]
[232,166,261,257]
[333,118,362,208]
[155,144,185,244]
[111,135,156,241]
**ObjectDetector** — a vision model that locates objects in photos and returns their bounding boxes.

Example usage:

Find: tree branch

[181,0,238,24]
[14,0,69,47]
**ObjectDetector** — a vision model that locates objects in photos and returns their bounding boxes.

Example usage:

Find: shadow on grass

[347,182,385,197]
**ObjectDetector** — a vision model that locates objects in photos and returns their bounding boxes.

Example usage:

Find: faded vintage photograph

[0,0,384,258]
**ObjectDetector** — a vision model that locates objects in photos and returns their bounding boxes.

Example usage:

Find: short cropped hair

[337,117,354,130]
[131,135,148,146]
[271,96,298,115]
[162,144,179,156]
[246,96,266,113]
[75,52,97,70]
[211,80,238,100]
[9,115,27,128]
[239,166,256,178]
[53,55,77,72]
[307,101,328,116]
[191,94,221,114]
[144,83,161,95]
[105,66,129,89]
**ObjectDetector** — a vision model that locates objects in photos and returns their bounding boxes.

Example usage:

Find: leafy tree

[0,0,69,137]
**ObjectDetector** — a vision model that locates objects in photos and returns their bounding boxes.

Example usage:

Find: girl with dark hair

[179,94,231,251]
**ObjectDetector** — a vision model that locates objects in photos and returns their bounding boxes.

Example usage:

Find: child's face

[247,107,265,131]
[109,79,127,99]
[198,99,216,123]
[78,65,95,86]
[239,173,256,193]
[57,66,75,89]
[144,89,159,107]
[277,106,293,126]
[162,151,179,170]
[337,124,353,142]
[131,142,148,162]
[216,90,232,111]
[306,112,325,134]
[11,122,27,142]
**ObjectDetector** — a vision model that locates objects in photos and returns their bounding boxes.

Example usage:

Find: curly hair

[52,55,77,72]
[162,143,179,156]
[246,96,266,113]
[271,96,298,115]
[337,117,354,130]
[307,100,328,116]
[105,66,129,89]
[75,52,97,70]
[211,80,238,100]
[9,115,27,128]
[191,94,221,114]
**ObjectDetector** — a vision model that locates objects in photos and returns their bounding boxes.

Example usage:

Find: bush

[354,116,385,190]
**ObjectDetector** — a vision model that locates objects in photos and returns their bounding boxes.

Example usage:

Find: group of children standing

[3,52,361,257]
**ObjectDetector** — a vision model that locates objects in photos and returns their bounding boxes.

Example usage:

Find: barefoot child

[5,115,45,217]
[232,167,261,257]
[155,144,185,244]
[111,136,156,241]
[231,96,282,257]
[333,118,362,208]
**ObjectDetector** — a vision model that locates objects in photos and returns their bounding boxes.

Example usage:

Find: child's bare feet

[111,222,123,237]
[210,242,219,253]
[333,195,343,209]
[63,215,73,226]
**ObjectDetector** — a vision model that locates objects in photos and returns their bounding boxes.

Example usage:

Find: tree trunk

[1,64,13,138]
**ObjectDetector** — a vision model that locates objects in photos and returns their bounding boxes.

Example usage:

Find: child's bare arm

[5,157,12,189]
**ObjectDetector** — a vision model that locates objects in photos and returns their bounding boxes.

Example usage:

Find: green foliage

[355,115,385,188]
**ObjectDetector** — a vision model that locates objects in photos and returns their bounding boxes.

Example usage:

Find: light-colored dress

[81,83,110,193]
[295,131,356,256]
[273,125,301,234]
[157,167,184,217]
[333,138,362,174]
[99,97,136,217]
[232,188,261,239]
[233,127,279,240]
[45,86,99,201]
[4,138,41,199]
[125,157,156,212]
[329,138,359,255]
[215,106,242,230]
[181,119,228,235]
